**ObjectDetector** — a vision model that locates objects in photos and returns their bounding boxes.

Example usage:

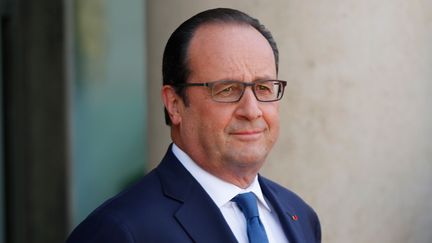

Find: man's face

[171,23,280,183]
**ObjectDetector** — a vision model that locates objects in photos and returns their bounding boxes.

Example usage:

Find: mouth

[230,130,264,141]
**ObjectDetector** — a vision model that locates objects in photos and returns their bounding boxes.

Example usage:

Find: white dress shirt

[172,144,289,243]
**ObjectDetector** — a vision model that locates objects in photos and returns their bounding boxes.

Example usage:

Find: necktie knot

[232,192,269,243]
[232,192,259,218]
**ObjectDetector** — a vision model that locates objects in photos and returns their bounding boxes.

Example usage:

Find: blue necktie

[233,192,269,243]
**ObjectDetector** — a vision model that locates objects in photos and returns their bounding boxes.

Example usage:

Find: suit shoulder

[67,169,169,241]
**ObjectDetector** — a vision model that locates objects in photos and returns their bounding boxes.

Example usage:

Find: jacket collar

[156,145,237,243]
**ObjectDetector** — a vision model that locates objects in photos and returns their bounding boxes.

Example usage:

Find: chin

[228,150,267,167]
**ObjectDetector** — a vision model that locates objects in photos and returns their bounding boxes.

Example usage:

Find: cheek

[263,104,280,127]
[203,108,233,132]
[264,108,280,146]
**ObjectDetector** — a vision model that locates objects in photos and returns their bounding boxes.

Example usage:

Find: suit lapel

[156,146,237,243]
[260,176,306,243]
[174,184,237,243]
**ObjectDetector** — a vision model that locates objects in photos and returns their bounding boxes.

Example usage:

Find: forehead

[187,23,276,81]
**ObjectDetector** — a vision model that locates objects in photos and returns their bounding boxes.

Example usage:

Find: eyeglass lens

[211,80,284,102]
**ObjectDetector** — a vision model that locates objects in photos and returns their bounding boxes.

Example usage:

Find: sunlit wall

[147,1,432,242]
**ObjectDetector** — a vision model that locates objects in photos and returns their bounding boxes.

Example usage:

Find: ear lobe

[161,85,183,125]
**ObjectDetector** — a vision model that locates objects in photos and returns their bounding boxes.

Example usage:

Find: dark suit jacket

[67,146,321,243]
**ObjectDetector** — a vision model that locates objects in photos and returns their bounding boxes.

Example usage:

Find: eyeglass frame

[171,79,287,103]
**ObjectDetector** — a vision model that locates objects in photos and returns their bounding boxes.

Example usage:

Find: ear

[161,85,183,125]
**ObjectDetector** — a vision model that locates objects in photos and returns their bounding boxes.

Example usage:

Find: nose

[234,88,263,120]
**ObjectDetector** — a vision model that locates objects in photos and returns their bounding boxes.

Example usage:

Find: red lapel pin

[292,215,299,221]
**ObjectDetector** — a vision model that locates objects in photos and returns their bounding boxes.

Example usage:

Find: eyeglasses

[172,80,287,103]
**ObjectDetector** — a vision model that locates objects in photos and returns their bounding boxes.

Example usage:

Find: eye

[255,83,273,93]
[214,85,233,96]
[213,82,242,97]
[222,86,233,93]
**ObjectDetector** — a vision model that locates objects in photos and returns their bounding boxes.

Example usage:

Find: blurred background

[1,0,431,242]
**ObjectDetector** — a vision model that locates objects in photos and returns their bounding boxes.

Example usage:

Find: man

[67,8,321,243]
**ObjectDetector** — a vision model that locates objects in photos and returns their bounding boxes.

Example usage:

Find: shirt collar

[172,143,271,211]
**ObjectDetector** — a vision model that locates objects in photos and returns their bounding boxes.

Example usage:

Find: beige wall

[147,1,432,242]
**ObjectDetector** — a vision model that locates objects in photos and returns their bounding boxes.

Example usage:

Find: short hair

[162,8,279,125]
